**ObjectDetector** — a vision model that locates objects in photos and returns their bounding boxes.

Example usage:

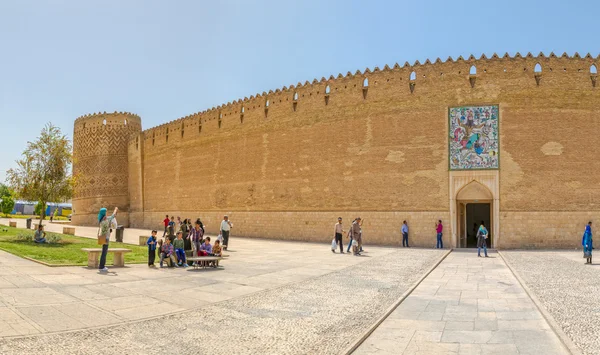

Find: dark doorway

[465,203,491,248]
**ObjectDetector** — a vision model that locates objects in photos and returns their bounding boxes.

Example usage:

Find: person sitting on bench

[160,238,178,268]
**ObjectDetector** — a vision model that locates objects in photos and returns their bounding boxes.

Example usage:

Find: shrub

[15,232,34,242]
[46,233,62,244]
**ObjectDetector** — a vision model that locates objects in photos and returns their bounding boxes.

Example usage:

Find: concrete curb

[342,248,452,355]
[499,251,582,355]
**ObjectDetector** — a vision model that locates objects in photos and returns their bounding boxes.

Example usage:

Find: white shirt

[220,220,231,231]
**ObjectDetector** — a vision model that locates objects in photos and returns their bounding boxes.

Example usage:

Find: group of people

[95,208,233,272]
[148,215,234,268]
[331,218,447,255]
[332,217,365,255]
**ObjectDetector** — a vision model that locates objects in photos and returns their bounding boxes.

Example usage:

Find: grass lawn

[0,225,148,266]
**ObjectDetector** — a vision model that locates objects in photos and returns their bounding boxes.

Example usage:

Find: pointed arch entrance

[457,181,493,248]
[449,171,499,248]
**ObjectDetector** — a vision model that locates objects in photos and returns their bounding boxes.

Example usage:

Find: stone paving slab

[354,250,569,355]
[0,224,408,341]
[502,250,600,355]
[0,248,445,354]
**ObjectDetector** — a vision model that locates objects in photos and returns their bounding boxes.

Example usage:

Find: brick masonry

[73,53,600,248]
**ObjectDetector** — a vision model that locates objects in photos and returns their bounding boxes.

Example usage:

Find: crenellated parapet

[140,52,599,149]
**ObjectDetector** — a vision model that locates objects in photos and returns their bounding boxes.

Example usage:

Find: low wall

[130,211,452,248]
[498,211,599,249]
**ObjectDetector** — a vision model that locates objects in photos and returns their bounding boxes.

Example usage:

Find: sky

[1,0,598,182]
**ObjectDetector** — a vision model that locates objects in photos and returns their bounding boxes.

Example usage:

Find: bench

[81,248,132,268]
[63,227,75,235]
[139,235,148,246]
[9,222,17,228]
[187,256,223,269]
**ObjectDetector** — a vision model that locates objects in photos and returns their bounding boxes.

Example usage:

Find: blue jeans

[436,233,443,248]
[34,238,47,243]
[347,237,353,252]
[99,243,109,269]
[175,248,186,263]
[478,244,488,257]
[402,233,409,247]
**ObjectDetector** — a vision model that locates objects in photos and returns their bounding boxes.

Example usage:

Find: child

[200,236,212,254]
[160,238,178,268]
[173,232,187,267]
[211,239,222,268]
[212,239,222,257]
[198,237,212,267]
[168,216,175,235]
[147,230,157,267]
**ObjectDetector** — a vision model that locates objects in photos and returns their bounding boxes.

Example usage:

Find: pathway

[354,250,569,355]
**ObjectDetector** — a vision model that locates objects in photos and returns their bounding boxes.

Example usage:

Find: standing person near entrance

[220,215,233,250]
[435,220,443,249]
[98,207,118,272]
[333,217,345,253]
[162,215,169,238]
[477,221,489,257]
[401,221,409,247]
[582,221,593,264]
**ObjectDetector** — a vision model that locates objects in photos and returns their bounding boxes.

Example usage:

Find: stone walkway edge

[344,249,453,355]
[499,251,581,355]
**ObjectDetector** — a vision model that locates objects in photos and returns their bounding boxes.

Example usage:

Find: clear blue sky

[1,0,598,182]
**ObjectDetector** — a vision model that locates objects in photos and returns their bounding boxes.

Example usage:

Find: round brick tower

[72,112,142,226]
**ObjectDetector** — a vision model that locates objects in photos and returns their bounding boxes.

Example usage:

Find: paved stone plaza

[355,251,569,355]
[502,251,599,355]
[0,220,595,354]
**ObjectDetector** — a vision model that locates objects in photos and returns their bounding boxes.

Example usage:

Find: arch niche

[449,172,499,248]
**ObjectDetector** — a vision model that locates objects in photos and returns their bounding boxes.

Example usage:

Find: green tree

[6,123,74,225]
[0,184,15,217]
[34,201,44,217]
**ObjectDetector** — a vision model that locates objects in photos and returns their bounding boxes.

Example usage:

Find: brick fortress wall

[72,112,141,227]
[77,53,600,248]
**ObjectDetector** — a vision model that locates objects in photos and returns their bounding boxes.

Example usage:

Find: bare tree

[6,123,74,225]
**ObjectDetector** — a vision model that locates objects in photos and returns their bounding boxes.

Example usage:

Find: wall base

[130,211,451,247]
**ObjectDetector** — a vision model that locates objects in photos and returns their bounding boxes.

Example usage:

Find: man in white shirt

[220,215,233,250]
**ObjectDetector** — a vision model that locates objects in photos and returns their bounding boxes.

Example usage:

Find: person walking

[435,220,443,249]
[220,215,233,250]
[346,218,355,253]
[162,215,169,238]
[582,221,593,264]
[98,207,118,272]
[476,221,488,257]
[351,217,362,256]
[401,221,409,247]
[333,217,345,253]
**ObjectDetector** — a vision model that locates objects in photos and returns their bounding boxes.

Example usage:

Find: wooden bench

[81,248,132,268]
[9,222,17,228]
[63,227,75,235]
[187,256,223,269]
